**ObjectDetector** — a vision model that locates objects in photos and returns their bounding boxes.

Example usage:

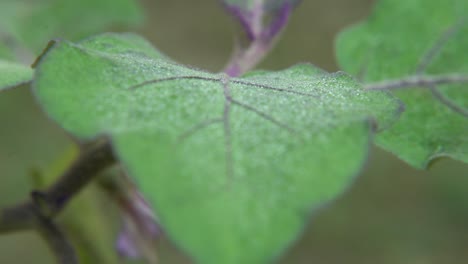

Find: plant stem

[0,139,115,232]
[222,1,294,77]
[0,203,36,232]
[36,212,78,264]
[224,38,273,77]
[0,139,115,262]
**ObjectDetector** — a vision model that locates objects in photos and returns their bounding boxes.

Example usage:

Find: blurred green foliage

[0,0,467,263]
[0,0,142,54]
[336,0,468,168]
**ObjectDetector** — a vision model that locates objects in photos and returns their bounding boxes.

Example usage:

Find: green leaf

[0,59,33,91]
[0,0,143,53]
[33,33,401,263]
[0,42,13,61]
[0,1,20,36]
[336,0,468,168]
[0,0,143,90]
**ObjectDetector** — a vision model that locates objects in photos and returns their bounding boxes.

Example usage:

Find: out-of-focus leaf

[0,43,13,60]
[0,60,32,91]
[34,33,401,263]
[336,0,468,168]
[0,0,143,53]
[0,0,143,91]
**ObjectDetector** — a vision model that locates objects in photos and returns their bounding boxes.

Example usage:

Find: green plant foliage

[336,0,468,168]
[0,60,32,91]
[0,1,19,36]
[0,43,13,60]
[0,0,143,91]
[0,0,143,53]
[33,33,401,263]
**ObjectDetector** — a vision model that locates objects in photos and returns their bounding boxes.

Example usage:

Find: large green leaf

[336,0,468,168]
[33,33,401,263]
[0,60,33,91]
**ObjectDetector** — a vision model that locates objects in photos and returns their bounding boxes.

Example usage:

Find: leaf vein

[429,84,468,118]
[230,99,298,135]
[128,75,221,90]
[177,118,224,143]
[231,79,319,98]
[416,18,467,74]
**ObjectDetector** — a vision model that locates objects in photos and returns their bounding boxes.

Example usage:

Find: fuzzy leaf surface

[34,33,401,263]
[336,0,468,168]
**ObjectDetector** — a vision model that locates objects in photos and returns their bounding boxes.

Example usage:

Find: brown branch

[0,138,116,233]
[0,203,36,232]
[364,74,468,91]
[35,212,78,264]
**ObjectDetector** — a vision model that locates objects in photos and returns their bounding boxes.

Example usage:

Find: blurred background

[1,0,467,263]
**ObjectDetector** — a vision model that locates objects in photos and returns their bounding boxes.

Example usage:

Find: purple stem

[222,1,296,77]
[221,3,256,40]
[263,2,293,40]
[103,176,161,261]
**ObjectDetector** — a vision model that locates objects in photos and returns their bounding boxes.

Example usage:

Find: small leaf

[0,59,33,91]
[336,0,468,168]
[34,33,401,263]
[0,0,143,90]
[0,0,143,53]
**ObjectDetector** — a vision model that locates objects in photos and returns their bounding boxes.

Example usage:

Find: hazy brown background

[1,0,467,263]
